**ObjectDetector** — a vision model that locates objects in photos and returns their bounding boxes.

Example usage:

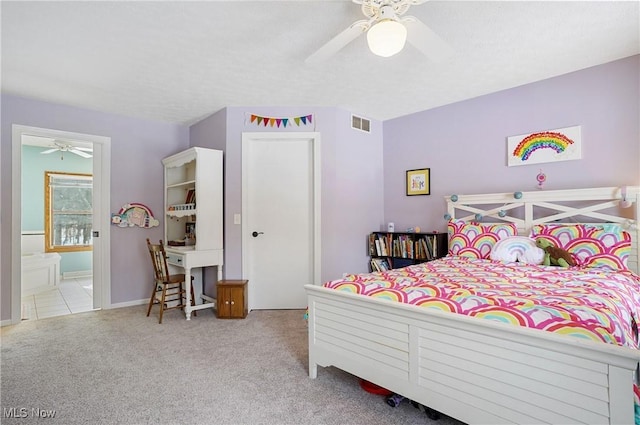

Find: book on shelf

[390,234,415,258]
[416,238,430,260]
[185,188,196,204]
[370,258,390,272]
[424,236,434,260]
[378,235,388,256]
[370,259,379,272]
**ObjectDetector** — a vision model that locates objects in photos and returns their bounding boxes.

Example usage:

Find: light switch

[233,214,241,225]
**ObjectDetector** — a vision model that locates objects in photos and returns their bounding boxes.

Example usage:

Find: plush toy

[535,238,576,267]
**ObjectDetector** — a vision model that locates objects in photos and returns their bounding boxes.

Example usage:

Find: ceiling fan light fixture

[366,19,407,57]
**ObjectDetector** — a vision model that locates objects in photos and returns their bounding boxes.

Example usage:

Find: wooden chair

[146,238,196,323]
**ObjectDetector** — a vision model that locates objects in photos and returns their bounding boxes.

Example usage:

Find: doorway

[11,125,111,324]
[241,132,321,310]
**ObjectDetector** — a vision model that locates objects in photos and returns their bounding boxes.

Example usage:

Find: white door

[90,140,110,310]
[242,132,321,310]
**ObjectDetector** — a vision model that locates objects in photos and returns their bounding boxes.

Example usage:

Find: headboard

[445,186,640,275]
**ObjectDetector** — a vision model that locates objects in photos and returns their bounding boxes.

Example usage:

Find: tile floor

[21,277,94,320]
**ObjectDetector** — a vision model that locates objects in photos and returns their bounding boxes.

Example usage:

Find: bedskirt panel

[418,325,610,424]
[307,285,639,425]
[312,298,411,381]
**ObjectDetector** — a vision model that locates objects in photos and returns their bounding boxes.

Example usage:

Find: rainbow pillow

[530,224,631,271]
[448,220,517,259]
[490,236,545,264]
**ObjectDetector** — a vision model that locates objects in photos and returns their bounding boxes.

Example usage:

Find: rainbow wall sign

[507,125,581,167]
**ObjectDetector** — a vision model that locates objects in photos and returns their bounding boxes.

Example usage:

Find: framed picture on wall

[406,168,430,196]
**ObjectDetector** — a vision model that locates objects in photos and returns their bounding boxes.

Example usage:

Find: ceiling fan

[40,141,93,159]
[305,0,453,64]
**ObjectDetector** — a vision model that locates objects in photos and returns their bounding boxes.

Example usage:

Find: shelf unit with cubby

[368,231,448,271]
[163,147,222,251]
[162,147,224,320]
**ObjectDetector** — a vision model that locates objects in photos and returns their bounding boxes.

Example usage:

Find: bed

[305,186,640,424]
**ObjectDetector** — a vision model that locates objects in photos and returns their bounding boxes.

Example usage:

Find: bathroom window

[45,171,93,253]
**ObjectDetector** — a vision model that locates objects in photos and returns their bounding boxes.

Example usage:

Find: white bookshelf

[162,147,224,319]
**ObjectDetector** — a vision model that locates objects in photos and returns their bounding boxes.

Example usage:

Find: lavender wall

[1,95,189,321]
[2,55,636,322]
[191,106,385,283]
[383,55,640,234]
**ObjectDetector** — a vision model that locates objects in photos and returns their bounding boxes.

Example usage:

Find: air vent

[351,115,371,133]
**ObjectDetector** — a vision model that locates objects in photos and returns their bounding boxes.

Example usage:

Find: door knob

[252,231,264,237]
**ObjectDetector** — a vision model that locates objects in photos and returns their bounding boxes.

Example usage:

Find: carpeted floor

[1,306,464,425]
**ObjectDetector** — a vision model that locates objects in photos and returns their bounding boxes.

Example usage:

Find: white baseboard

[62,270,92,279]
[108,298,148,309]
[1,318,20,327]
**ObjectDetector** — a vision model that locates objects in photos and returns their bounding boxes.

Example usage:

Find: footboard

[306,284,640,425]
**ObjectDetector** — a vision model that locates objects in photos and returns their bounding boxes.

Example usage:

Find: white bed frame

[306,186,640,425]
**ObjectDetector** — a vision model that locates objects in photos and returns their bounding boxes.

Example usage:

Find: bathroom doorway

[11,125,111,324]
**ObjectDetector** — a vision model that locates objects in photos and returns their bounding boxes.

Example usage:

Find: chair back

[146,238,170,283]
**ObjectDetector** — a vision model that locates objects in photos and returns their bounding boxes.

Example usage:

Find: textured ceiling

[2,1,639,125]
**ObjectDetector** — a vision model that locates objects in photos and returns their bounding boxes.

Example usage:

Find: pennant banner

[248,114,313,128]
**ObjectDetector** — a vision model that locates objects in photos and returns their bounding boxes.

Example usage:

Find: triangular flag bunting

[248,114,313,128]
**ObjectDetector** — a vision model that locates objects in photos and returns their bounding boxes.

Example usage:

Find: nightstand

[216,280,248,319]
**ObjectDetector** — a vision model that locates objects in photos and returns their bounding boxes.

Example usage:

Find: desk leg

[184,267,193,320]
[217,265,223,281]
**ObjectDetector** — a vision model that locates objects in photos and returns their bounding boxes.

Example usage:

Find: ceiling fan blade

[40,148,58,154]
[73,146,93,152]
[403,16,453,62]
[305,19,372,64]
[69,148,93,158]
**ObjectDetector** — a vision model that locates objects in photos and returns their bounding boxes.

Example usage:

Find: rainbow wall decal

[111,203,159,228]
[507,125,581,167]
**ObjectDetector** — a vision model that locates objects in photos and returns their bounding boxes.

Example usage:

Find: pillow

[490,236,545,265]
[530,224,631,271]
[448,220,517,259]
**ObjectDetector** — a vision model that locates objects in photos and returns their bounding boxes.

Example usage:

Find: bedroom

[1,1,639,423]
[1,0,638,323]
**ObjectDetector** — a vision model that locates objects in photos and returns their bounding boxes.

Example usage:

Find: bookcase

[163,147,222,251]
[162,147,223,320]
[368,231,448,271]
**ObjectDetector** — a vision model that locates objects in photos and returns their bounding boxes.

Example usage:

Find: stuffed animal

[535,238,576,267]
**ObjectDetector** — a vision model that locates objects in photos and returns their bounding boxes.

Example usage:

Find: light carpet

[1,306,464,425]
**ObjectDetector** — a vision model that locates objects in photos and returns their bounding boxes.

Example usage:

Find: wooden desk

[165,247,223,320]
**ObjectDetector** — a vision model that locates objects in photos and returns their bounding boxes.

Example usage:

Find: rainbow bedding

[324,256,640,421]
[323,256,640,349]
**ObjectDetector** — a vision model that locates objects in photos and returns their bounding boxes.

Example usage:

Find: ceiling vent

[351,115,371,133]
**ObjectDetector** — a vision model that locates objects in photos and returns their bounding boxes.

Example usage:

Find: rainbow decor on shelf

[507,125,581,167]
